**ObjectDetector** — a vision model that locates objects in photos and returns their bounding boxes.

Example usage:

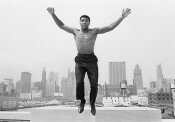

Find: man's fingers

[122,9,124,14]
[126,8,131,13]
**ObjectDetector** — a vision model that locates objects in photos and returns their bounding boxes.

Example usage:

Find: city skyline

[0,0,175,88]
[0,62,174,89]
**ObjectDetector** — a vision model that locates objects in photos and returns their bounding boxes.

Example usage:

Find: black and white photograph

[0,0,175,122]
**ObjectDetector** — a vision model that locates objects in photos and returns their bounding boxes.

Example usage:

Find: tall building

[156,64,164,92]
[52,72,59,87]
[109,62,126,88]
[46,72,58,97]
[21,72,31,93]
[157,64,163,81]
[41,67,46,97]
[133,64,143,90]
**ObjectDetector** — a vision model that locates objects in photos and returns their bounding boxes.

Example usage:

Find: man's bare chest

[74,30,97,42]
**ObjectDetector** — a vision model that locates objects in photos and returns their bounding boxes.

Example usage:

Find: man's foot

[78,102,85,114]
[91,105,96,116]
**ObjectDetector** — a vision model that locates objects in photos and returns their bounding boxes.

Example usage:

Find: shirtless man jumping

[47,7,131,116]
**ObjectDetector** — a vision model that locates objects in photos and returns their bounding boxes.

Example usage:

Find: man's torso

[74,29,97,54]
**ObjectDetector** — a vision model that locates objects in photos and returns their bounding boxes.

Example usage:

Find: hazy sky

[0,0,175,88]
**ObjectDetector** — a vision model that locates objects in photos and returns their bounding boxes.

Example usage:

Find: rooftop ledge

[0,106,166,122]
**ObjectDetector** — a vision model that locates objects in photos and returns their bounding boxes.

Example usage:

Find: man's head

[80,15,90,30]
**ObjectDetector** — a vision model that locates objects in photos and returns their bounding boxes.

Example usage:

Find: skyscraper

[133,64,143,90]
[157,64,163,81]
[46,71,59,97]
[109,62,126,88]
[21,72,31,93]
[156,64,164,91]
[41,67,46,97]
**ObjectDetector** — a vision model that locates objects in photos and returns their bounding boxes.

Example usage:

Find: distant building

[156,64,164,92]
[104,84,120,97]
[109,62,126,88]
[149,81,157,93]
[102,96,131,107]
[148,92,173,106]
[41,67,46,97]
[33,82,42,91]
[20,93,31,99]
[137,89,147,97]
[157,64,163,81]
[31,90,42,99]
[130,95,148,106]
[69,70,76,97]
[127,85,137,96]
[51,72,59,92]
[61,77,74,100]
[133,64,143,90]
[21,72,32,93]
[163,78,174,93]
[0,82,7,93]
[98,84,104,96]
[16,81,22,96]
[3,79,14,94]
[0,97,19,110]
[46,72,57,97]
[148,92,174,115]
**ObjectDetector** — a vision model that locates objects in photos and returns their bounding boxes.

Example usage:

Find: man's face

[80,17,90,30]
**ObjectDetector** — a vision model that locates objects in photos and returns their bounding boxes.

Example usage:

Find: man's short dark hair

[80,15,90,22]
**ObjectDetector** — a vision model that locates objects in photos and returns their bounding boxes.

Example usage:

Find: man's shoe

[78,103,85,114]
[91,105,96,116]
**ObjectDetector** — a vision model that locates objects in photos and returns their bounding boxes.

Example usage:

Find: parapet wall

[30,106,161,122]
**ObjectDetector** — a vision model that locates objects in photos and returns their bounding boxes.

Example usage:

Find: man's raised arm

[95,8,131,34]
[47,7,75,34]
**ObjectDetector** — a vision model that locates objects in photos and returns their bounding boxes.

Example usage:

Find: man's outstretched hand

[47,7,55,15]
[122,8,131,18]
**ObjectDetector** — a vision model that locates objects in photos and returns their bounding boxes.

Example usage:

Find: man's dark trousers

[75,53,98,105]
